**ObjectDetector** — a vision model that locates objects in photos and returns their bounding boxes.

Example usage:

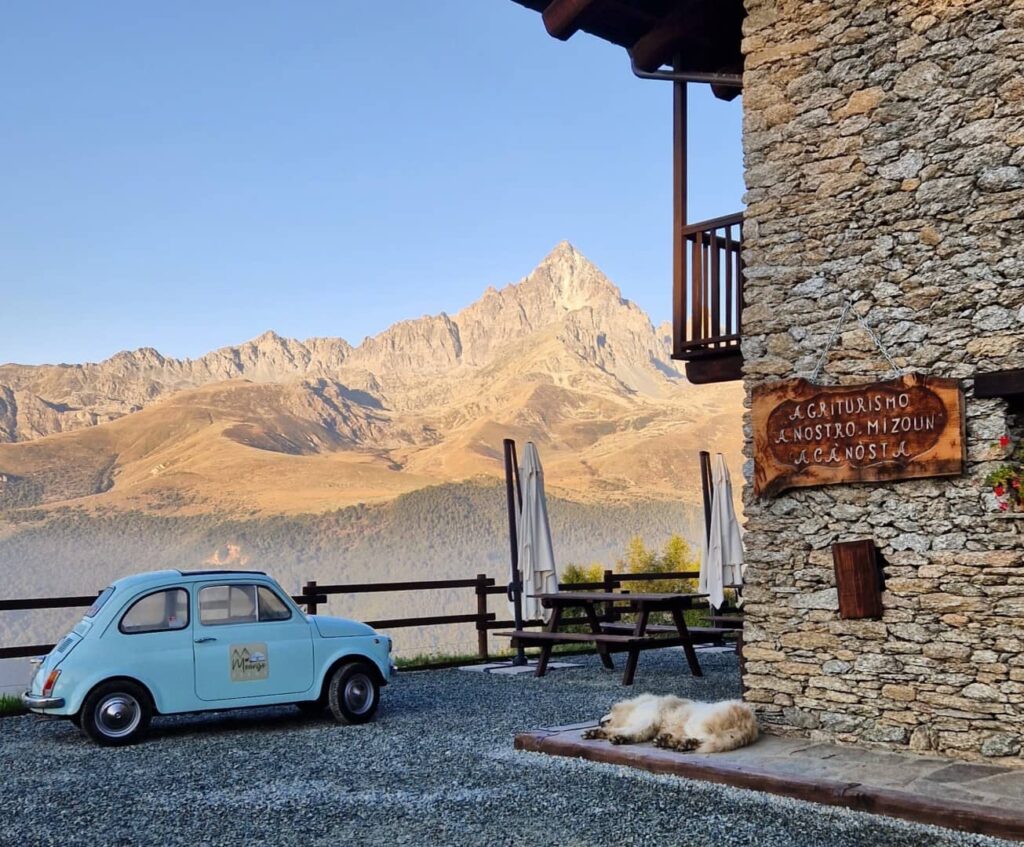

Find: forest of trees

[0,482,702,656]
[562,534,700,594]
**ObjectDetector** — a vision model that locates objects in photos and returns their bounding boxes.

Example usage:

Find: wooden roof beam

[542,0,661,44]
[542,0,597,40]
[540,0,598,39]
[629,1,744,75]
[631,9,693,72]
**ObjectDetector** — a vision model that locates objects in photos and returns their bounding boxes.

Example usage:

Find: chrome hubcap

[344,674,373,715]
[96,693,141,738]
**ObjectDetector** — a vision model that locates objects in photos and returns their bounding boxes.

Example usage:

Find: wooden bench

[707,614,743,629]
[494,630,643,655]
[498,591,707,685]
[495,628,698,684]
[494,630,642,648]
[707,613,744,658]
[494,630,641,678]
[600,622,729,645]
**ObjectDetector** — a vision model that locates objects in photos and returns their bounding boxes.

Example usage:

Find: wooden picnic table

[495,591,707,686]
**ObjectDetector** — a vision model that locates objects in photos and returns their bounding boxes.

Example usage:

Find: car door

[192,581,314,702]
[111,586,196,713]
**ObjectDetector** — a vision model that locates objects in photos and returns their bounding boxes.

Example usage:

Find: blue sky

[1,1,743,365]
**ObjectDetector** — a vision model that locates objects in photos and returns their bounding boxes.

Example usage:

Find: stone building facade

[740,0,1024,761]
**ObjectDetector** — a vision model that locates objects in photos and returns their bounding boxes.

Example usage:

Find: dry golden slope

[0,244,744,516]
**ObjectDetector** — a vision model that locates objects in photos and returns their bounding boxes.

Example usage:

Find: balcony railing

[673,212,744,382]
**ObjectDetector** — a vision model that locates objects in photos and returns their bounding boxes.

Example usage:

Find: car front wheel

[81,681,152,746]
[327,662,380,725]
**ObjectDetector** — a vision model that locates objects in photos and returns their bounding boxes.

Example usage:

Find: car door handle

[194,637,217,644]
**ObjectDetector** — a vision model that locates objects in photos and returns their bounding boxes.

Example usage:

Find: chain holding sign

[752,373,965,498]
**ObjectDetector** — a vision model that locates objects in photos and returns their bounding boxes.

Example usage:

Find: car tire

[327,661,380,725]
[81,680,152,746]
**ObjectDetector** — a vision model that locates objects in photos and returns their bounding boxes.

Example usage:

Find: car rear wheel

[81,681,152,746]
[327,662,379,725]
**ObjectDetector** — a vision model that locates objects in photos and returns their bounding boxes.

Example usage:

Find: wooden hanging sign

[752,373,965,498]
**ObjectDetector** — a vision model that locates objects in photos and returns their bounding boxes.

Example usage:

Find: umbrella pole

[503,438,528,666]
[699,450,714,545]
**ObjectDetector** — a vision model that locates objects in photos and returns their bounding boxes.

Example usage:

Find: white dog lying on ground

[582,694,758,753]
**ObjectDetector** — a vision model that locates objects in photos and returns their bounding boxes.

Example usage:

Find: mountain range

[0,242,743,516]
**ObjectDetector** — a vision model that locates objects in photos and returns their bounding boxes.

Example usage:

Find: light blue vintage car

[23,569,394,745]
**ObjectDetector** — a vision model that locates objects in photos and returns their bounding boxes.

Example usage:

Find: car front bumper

[22,692,65,710]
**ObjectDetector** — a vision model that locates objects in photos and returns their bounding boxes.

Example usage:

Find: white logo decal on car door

[230,643,269,681]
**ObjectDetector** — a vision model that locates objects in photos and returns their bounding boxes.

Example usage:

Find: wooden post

[475,573,489,660]
[503,438,527,666]
[302,580,319,616]
[603,569,617,622]
[699,450,714,544]
[672,55,687,359]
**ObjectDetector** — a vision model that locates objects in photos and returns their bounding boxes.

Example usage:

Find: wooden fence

[0,569,701,663]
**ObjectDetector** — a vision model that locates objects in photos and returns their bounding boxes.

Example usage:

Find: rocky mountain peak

[446,242,634,369]
[528,240,625,314]
[345,312,462,377]
[104,347,169,372]
[0,244,680,442]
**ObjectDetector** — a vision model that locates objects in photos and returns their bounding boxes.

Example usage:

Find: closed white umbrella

[699,453,744,610]
[512,442,559,623]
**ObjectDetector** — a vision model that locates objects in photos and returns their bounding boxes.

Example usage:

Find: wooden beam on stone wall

[683,352,743,384]
[974,368,1024,399]
[710,82,741,101]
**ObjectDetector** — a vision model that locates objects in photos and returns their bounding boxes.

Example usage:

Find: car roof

[176,569,268,577]
[108,569,270,592]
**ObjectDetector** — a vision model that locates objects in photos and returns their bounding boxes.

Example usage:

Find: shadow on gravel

[37,705,335,746]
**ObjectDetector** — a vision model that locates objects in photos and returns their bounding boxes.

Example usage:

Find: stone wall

[740,0,1024,762]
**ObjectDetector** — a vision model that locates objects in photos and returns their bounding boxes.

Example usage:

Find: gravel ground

[0,650,1015,847]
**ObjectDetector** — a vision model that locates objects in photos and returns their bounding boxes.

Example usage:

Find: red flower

[1014,479,1021,490]
[1000,434,1011,448]
[1000,501,1010,511]
[995,485,1006,496]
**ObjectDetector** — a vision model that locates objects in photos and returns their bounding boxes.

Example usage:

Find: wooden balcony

[673,212,743,384]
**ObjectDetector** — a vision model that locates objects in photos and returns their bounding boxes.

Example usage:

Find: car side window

[86,587,114,618]
[199,585,258,626]
[257,586,292,622]
[120,589,189,634]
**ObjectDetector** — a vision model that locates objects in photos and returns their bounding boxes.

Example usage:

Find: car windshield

[85,587,114,618]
